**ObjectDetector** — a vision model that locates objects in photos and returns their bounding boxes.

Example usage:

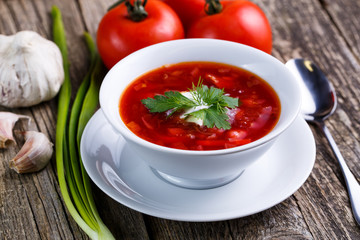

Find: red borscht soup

[119,62,280,151]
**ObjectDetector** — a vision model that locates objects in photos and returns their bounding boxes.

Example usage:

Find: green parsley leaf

[188,105,231,130]
[221,95,239,109]
[141,91,196,115]
[141,79,239,130]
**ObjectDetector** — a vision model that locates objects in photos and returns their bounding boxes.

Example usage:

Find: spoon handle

[318,120,360,225]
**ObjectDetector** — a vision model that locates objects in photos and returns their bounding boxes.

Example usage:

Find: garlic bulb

[9,131,53,173]
[0,31,64,108]
[0,111,30,148]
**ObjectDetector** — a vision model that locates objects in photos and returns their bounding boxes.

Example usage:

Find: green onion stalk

[52,5,114,240]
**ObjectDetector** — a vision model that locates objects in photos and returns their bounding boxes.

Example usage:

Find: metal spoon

[286,58,360,225]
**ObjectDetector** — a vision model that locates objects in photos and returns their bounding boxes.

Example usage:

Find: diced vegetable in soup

[119,62,280,150]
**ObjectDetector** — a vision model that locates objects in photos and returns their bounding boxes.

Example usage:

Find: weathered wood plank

[261,0,360,239]
[0,1,92,239]
[144,197,313,240]
[0,0,91,239]
[1,0,150,239]
[1,0,360,239]
[322,0,360,60]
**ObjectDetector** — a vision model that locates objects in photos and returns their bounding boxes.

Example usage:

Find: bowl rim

[100,39,301,156]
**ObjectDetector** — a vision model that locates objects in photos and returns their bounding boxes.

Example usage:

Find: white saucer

[80,110,316,222]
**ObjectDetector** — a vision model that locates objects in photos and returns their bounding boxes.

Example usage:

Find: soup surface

[120,62,280,150]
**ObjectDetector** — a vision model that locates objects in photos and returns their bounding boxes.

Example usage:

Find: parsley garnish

[141,79,239,130]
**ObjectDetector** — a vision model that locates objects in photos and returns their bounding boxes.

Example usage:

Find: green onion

[66,32,98,230]
[52,5,114,240]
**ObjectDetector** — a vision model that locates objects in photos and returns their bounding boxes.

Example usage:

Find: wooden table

[1,0,360,239]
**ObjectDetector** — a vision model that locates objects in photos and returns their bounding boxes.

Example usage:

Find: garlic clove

[9,131,53,173]
[0,111,30,148]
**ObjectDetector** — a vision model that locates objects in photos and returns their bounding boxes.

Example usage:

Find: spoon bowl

[286,59,337,122]
[286,58,360,226]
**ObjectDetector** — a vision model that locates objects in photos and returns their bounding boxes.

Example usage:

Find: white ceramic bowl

[99,39,301,189]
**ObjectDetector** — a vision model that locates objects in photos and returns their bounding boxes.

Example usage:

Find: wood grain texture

[1,0,360,239]
[265,0,360,239]
[322,0,360,60]
[1,0,93,239]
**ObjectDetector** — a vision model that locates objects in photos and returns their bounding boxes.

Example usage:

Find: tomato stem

[205,0,223,15]
[125,0,148,22]
[108,0,148,22]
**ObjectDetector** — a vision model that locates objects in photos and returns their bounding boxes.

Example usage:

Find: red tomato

[187,0,272,54]
[161,0,204,30]
[97,0,185,69]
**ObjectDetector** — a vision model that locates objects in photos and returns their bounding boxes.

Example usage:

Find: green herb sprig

[141,79,239,130]
[52,6,114,240]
